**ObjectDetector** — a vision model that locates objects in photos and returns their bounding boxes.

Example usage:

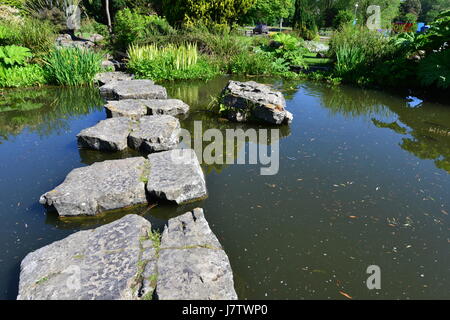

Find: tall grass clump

[44,48,102,86]
[127,43,219,81]
[329,25,396,85]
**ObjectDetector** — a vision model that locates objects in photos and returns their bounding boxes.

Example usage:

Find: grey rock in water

[77,116,180,153]
[128,115,180,153]
[105,100,149,120]
[144,99,190,116]
[77,117,134,151]
[157,208,237,300]
[17,214,155,300]
[95,72,133,86]
[146,149,207,204]
[221,80,292,125]
[99,80,167,100]
[39,157,149,217]
[105,99,189,120]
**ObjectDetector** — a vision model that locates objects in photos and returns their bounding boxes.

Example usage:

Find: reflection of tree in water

[315,82,450,173]
[0,87,104,143]
[313,83,394,119]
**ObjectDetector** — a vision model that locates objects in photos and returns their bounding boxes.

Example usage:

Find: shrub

[418,49,450,89]
[114,9,174,51]
[0,45,32,67]
[0,64,46,87]
[127,43,219,81]
[44,48,102,86]
[329,25,396,83]
[333,10,353,29]
[228,50,291,76]
[0,17,57,57]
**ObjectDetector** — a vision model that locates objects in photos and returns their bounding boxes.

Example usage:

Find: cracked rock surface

[39,157,148,217]
[105,99,189,119]
[17,214,154,300]
[18,209,237,300]
[77,117,134,151]
[157,208,238,300]
[146,149,207,204]
[99,80,167,100]
[77,115,180,153]
[221,80,293,125]
[128,115,180,153]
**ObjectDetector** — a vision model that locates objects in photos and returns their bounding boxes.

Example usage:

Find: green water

[0,77,449,299]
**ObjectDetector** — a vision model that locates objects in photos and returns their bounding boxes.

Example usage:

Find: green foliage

[78,18,109,38]
[0,17,57,57]
[114,8,174,51]
[127,43,220,81]
[163,0,256,27]
[241,0,295,25]
[0,45,32,67]
[329,25,397,83]
[44,48,102,86]
[0,64,46,87]
[418,49,450,89]
[333,10,353,29]
[270,33,308,66]
[228,50,288,75]
[417,10,450,52]
[293,0,318,40]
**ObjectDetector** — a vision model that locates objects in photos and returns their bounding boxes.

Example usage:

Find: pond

[0,77,449,299]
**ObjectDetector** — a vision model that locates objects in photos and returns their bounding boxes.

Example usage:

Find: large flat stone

[157,208,237,300]
[105,100,148,120]
[128,115,180,153]
[17,214,155,300]
[39,157,149,217]
[77,116,180,153]
[99,80,167,100]
[105,99,189,120]
[221,80,292,125]
[77,117,134,151]
[146,149,207,204]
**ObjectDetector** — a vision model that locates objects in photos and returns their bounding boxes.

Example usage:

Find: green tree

[420,0,450,23]
[163,0,256,27]
[293,0,318,39]
[241,0,295,26]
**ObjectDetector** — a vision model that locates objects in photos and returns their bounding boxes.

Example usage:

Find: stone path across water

[17,209,237,300]
[99,79,168,100]
[105,99,189,119]
[77,115,180,153]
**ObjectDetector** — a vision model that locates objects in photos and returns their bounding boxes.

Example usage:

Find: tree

[293,0,317,39]
[163,0,256,27]
[420,0,450,23]
[241,0,295,26]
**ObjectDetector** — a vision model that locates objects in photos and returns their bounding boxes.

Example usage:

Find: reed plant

[44,47,102,86]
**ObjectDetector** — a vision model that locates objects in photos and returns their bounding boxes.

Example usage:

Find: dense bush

[44,48,102,86]
[418,50,450,89]
[0,64,46,87]
[114,9,174,51]
[0,17,57,58]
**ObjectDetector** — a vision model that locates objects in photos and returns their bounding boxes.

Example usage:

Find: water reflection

[0,87,104,143]
[309,82,450,174]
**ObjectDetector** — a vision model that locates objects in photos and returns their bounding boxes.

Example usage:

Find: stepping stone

[221,80,293,125]
[39,157,149,217]
[99,80,168,100]
[17,214,156,300]
[17,209,236,300]
[76,115,180,153]
[105,99,190,119]
[105,100,148,120]
[95,71,133,86]
[128,115,180,153]
[157,208,237,300]
[146,149,207,204]
[77,117,134,151]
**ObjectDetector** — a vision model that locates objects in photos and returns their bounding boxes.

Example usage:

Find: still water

[0,77,449,299]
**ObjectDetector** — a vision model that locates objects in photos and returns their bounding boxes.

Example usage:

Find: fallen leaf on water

[339,291,352,299]
[349,216,357,219]
[441,210,448,216]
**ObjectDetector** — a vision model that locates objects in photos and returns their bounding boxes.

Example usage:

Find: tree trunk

[105,0,112,33]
